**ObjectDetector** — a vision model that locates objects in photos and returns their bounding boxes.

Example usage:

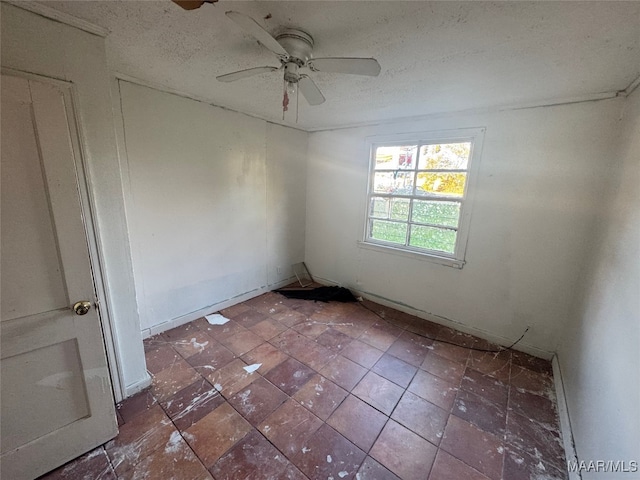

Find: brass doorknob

[73,301,91,315]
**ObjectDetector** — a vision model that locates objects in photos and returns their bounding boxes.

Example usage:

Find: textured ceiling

[42,1,640,130]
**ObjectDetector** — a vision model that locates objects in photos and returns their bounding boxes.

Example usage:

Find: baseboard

[124,372,152,398]
[141,277,297,339]
[552,355,581,480]
[311,274,554,360]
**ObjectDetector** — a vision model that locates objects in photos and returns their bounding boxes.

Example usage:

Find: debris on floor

[275,286,359,303]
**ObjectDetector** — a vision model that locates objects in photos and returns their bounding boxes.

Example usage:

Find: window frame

[361,128,485,269]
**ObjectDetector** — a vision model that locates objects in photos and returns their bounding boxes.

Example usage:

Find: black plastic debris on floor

[275,286,358,303]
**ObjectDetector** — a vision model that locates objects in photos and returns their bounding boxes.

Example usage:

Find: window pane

[370,197,389,218]
[390,198,410,221]
[412,200,460,227]
[375,146,418,170]
[416,172,466,197]
[370,197,410,221]
[373,171,415,195]
[409,225,457,254]
[418,142,471,170]
[370,220,407,245]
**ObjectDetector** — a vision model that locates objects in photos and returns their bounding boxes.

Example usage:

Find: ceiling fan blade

[217,66,279,83]
[298,76,326,106]
[172,0,216,11]
[225,11,289,58]
[309,57,381,77]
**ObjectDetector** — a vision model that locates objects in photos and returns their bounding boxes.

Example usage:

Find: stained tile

[171,331,213,359]
[386,331,432,367]
[233,309,270,328]
[372,354,418,388]
[160,378,224,431]
[240,342,288,374]
[370,420,438,480]
[118,432,212,480]
[185,341,236,374]
[320,355,368,391]
[510,365,556,399]
[228,377,288,425]
[406,317,442,339]
[293,373,348,420]
[184,402,251,469]
[440,415,504,480]
[144,343,181,375]
[40,447,116,480]
[352,371,404,415]
[341,340,384,369]
[327,395,388,451]
[292,318,329,338]
[270,329,310,354]
[391,391,448,445]
[428,449,490,480]
[467,350,511,383]
[249,318,288,340]
[461,368,509,408]
[258,399,323,457]
[269,308,308,327]
[359,324,400,351]
[105,405,174,475]
[204,358,258,398]
[452,389,507,437]
[116,388,156,423]
[503,445,568,480]
[316,327,353,352]
[292,424,366,480]
[245,292,288,315]
[506,411,566,472]
[264,357,315,396]
[219,329,264,356]
[511,350,553,376]
[436,327,482,349]
[150,358,201,402]
[430,341,471,364]
[161,322,200,342]
[407,370,458,410]
[421,351,466,385]
[209,429,293,480]
[331,314,373,339]
[384,310,418,330]
[219,303,251,319]
[196,318,245,342]
[509,386,559,428]
[355,456,401,480]
[288,339,338,371]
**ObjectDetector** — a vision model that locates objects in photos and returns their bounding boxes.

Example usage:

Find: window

[363,128,484,268]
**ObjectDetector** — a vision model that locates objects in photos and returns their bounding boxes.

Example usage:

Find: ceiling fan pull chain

[296,81,300,124]
[282,78,289,120]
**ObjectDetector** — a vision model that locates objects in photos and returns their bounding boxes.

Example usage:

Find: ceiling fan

[217,11,382,106]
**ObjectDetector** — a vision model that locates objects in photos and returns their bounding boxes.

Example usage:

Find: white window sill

[357,241,465,269]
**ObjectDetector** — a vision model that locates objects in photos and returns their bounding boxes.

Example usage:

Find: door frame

[2,67,126,401]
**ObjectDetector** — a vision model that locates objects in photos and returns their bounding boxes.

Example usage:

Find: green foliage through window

[367,139,473,257]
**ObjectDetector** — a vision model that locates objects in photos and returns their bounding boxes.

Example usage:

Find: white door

[1,74,118,480]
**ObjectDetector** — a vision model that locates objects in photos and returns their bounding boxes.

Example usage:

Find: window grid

[366,140,472,257]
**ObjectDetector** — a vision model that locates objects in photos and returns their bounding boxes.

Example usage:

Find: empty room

[1,1,638,479]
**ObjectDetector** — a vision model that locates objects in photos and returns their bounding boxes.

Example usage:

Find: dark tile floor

[40,290,568,480]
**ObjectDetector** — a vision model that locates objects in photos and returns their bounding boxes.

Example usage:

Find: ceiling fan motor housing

[276,29,314,65]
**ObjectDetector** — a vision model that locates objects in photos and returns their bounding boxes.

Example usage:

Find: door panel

[0,74,118,480]
[1,77,68,321]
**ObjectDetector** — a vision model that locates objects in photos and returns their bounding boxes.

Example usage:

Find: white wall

[305,99,624,356]
[557,88,640,477]
[1,3,148,398]
[117,82,307,334]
